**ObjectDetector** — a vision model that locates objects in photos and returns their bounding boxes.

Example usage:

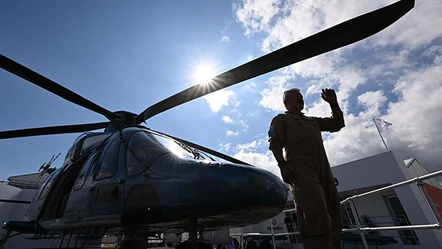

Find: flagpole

[373,118,389,151]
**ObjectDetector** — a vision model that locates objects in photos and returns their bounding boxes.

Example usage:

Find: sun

[192,63,217,85]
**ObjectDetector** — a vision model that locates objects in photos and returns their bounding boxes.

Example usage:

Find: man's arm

[268,114,296,184]
[270,146,285,165]
[317,88,345,132]
[316,103,345,132]
[268,115,285,164]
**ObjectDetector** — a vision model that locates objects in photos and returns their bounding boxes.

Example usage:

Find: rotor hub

[112,111,139,125]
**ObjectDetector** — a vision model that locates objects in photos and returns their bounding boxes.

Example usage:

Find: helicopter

[0,0,414,248]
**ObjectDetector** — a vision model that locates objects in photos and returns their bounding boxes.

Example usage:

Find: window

[39,168,61,200]
[33,174,53,202]
[149,133,196,159]
[81,134,112,155]
[125,132,168,177]
[62,146,75,167]
[125,131,215,177]
[149,132,214,161]
[73,154,96,190]
[384,195,420,245]
[96,139,120,180]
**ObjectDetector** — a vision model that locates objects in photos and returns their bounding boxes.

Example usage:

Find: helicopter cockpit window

[73,153,97,191]
[148,132,215,161]
[39,168,61,200]
[32,173,54,202]
[125,132,169,177]
[62,146,75,167]
[96,139,120,180]
[80,134,112,155]
[61,134,111,167]
[148,133,196,160]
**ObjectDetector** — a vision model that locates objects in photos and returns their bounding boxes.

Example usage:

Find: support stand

[188,218,198,249]
[0,228,12,249]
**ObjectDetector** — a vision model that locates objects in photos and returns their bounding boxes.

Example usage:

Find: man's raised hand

[321,88,337,105]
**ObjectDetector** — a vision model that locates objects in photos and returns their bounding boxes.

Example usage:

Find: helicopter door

[26,169,61,221]
[86,138,124,217]
[63,152,99,220]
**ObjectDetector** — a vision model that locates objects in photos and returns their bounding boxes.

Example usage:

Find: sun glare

[193,63,216,85]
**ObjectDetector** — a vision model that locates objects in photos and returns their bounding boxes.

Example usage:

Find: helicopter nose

[209,163,288,208]
[150,155,288,224]
[186,161,288,224]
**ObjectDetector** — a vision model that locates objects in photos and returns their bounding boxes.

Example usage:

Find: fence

[232,169,442,249]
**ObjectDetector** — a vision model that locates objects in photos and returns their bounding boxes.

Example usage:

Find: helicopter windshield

[125,131,215,176]
[150,134,202,160]
[146,131,215,161]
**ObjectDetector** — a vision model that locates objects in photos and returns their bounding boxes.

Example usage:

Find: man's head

[283,88,304,112]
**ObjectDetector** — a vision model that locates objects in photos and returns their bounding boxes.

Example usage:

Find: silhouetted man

[268,88,344,249]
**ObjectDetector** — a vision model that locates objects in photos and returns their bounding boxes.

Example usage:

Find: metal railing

[232,169,442,249]
[339,169,442,248]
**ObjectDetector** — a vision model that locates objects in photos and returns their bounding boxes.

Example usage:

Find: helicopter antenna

[38,153,61,174]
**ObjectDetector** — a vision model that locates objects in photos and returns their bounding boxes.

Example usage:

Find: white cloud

[364,0,442,49]
[246,55,255,62]
[221,116,249,131]
[232,139,279,176]
[236,139,266,151]
[227,130,239,136]
[244,81,257,92]
[219,142,232,152]
[322,61,442,169]
[203,89,237,112]
[221,36,231,42]
[234,150,281,178]
[239,119,249,131]
[387,64,442,153]
[236,0,440,108]
[235,0,283,36]
[357,90,388,118]
[259,75,293,112]
[222,115,233,123]
[237,0,442,50]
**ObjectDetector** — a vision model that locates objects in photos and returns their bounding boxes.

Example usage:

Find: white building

[5,172,51,190]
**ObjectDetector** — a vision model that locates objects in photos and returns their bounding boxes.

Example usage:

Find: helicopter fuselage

[14,127,287,235]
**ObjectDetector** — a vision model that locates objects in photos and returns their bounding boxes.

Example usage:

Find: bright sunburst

[192,62,217,85]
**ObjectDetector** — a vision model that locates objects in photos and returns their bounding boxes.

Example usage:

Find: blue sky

[1,0,441,180]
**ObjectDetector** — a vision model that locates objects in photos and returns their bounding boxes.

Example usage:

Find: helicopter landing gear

[188,218,197,249]
[0,228,12,249]
[176,218,209,249]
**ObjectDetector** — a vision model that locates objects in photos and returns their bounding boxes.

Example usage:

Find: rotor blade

[136,0,414,123]
[0,122,109,140]
[0,54,119,120]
